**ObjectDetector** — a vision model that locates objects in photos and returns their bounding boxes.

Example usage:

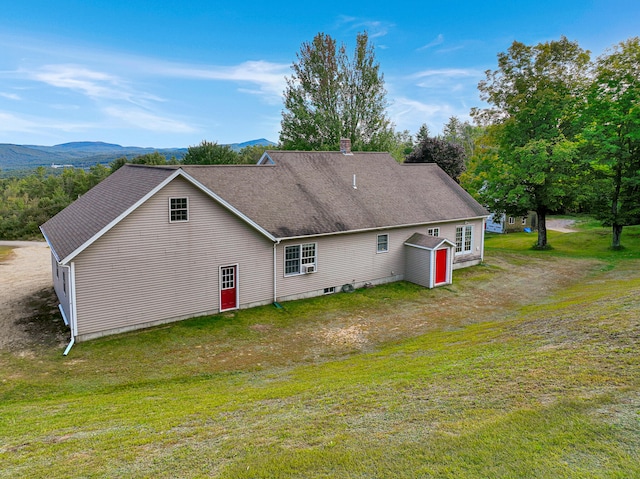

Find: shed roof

[41,150,488,263]
[404,232,456,250]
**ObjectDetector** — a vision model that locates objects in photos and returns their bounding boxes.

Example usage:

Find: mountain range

[0,139,276,171]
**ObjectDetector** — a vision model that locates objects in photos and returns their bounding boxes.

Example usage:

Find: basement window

[169,197,189,222]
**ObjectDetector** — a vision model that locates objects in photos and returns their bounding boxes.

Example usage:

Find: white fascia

[58,169,185,265]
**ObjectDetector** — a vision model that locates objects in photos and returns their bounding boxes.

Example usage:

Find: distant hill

[0,138,276,171]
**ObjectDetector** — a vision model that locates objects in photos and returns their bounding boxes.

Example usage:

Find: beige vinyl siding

[73,177,273,339]
[51,252,72,324]
[404,246,432,288]
[275,220,484,301]
[276,226,417,300]
[436,219,484,266]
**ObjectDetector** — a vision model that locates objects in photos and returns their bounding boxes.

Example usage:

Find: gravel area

[546,219,577,233]
[0,241,68,351]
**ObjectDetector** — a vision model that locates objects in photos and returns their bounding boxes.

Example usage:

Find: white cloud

[0,92,21,100]
[410,68,481,80]
[149,60,289,102]
[408,69,483,93]
[23,64,164,108]
[387,96,475,136]
[335,15,393,39]
[418,34,444,51]
[103,106,197,133]
[0,110,91,135]
[29,65,124,98]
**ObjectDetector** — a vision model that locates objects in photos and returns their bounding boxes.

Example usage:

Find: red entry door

[220,265,237,311]
[435,249,447,285]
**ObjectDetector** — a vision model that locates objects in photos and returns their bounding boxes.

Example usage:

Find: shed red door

[220,265,237,311]
[435,249,447,284]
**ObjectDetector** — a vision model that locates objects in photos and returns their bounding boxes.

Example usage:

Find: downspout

[63,261,78,356]
[480,218,486,262]
[273,240,281,303]
[63,335,75,356]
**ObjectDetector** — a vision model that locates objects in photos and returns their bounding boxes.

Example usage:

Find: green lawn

[1,219,639,478]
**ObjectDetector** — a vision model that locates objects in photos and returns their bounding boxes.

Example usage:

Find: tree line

[1,33,638,249]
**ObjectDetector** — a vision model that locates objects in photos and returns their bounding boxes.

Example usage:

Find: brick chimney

[340,138,352,155]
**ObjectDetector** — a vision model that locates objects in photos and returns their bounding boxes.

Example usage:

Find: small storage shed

[404,233,456,288]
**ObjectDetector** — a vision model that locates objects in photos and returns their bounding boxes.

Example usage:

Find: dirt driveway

[0,241,68,352]
[547,218,577,233]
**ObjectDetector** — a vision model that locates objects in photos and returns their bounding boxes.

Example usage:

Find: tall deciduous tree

[405,136,466,182]
[441,116,483,161]
[279,32,393,151]
[583,37,640,248]
[471,37,591,248]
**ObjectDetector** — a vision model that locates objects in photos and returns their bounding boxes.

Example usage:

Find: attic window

[427,227,440,237]
[169,197,189,222]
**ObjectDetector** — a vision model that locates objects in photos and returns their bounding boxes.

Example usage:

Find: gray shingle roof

[181,151,488,238]
[41,165,175,262]
[41,150,488,262]
[404,232,455,250]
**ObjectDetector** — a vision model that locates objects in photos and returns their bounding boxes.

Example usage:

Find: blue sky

[1,1,638,148]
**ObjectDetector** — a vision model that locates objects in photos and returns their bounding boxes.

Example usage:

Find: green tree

[110,151,174,172]
[471,37,591,248]
[414,123,430,145]
[238,144,272,164]
[441,116,483,161]
[279,31,393,151]
[182,141,240,165]
[387,130,414,163]
[405,136,466,182]
[582,37,640,248]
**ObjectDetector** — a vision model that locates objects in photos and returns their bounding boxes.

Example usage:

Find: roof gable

[41,165,178,263]
[404,232,456,250]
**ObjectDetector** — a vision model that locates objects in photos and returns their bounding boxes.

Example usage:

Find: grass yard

[1,220,639,478]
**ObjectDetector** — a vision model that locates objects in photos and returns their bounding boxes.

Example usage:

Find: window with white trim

[377,233,389,253]
[508,216,515,225]
[284,243,317,276]
[522,216,527,225]
[455,225,473,254]
[169,197,188,222]
[427,227,440,237]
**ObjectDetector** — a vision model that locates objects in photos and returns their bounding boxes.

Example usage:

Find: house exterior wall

[51,252,72,325]
[72,177,274,340]
[486,212,537,234]
[274,218,484,301]
[404,246,432,288]
[275,227,409,300]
